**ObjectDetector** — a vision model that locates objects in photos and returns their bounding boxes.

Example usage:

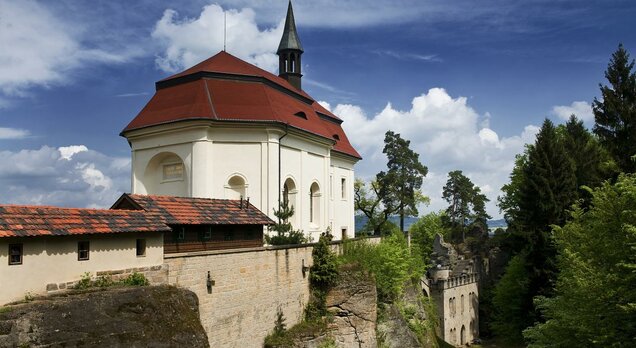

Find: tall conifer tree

[494,119,577,340]
[377,131,428,232]
[593,44,636,173]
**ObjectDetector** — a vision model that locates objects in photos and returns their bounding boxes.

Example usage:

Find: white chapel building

[121,3,361,242]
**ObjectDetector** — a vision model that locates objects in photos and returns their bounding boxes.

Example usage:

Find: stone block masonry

[45,265,168,294]
[164,245,314,348]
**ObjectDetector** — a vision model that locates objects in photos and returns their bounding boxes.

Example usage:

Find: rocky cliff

[324,264,377,348]
[0,285,208,348]
[284,264,378,348]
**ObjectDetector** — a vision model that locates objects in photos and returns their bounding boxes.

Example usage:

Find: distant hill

[355,215,507,233]
[355,215,418,233]
[487,219,507,228]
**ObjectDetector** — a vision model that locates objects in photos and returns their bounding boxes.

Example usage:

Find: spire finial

[277,1,303,90]
[277,1,303,54]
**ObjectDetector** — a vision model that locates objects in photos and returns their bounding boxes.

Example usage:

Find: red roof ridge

[0,203,141,213]
[161,51,313,100]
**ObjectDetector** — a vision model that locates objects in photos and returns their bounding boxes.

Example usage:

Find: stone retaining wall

[45,265,168,294]
[161,237,380,347]
[164,245,314,347]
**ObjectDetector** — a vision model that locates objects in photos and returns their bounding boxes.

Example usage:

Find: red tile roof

[0,205,170,238]
[122,51,361,159]
[112,194,275,226]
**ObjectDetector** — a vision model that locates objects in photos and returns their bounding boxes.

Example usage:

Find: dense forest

[355,44,636,346]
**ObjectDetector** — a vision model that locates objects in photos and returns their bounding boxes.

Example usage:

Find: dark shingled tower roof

[277,1,303,54]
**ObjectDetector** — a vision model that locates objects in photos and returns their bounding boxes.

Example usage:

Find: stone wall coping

[163,236,382,259]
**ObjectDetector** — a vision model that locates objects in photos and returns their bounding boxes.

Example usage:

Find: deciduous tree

[354,179,392,235]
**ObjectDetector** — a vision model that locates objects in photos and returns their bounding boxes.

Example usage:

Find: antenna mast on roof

[223,11,227,51]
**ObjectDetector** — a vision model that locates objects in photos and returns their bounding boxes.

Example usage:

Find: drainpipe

[277,125,289,222]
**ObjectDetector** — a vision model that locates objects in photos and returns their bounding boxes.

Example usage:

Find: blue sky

[0,0,635,216]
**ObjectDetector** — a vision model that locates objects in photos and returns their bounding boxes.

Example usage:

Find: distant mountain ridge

[354,215,507,233]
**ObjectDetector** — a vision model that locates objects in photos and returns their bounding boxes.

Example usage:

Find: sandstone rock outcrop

[324,264,377,348]
[0,285,208,347]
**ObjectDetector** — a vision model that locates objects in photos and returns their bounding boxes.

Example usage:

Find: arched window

[309,182,320,224]
[283,178,298,225]
[460,325,466,345]
[461,294,465,314]
[143,152,187,196]
[290,53,295,72]
[227,175,246,199]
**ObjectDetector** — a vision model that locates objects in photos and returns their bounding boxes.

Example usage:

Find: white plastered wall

[0,233,163,305]
[127,122,357,242]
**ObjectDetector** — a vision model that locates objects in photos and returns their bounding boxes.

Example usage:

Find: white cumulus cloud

[58,145,88,160]
[0,145,130,208]
[551,101,594,123]
[332,88,539,218]
[152,4,284,73]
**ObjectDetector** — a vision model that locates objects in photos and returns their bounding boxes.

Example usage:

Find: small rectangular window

[204,227,212,240]
[162,163,183,181]
[178,227,186,241]
[9,244,22,265]
[136,239,146,257]
[78,241,90,261]
[341,178,346,199]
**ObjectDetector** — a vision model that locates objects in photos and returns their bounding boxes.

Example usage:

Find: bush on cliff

[307,232,339,318]
[341,231,424,302]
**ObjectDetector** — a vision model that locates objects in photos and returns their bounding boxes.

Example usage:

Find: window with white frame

[341,177,346,199]
[162,163,184,181]
[78,241,90,261]
[309,182,321,224]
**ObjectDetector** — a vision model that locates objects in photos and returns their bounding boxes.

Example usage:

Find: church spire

[277,1,303,90]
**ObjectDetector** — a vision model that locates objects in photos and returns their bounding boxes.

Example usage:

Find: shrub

[94,275,114,288]
[266,200,309,245]
[341,232,423,302]
[75,272,92,289]
[307,232,338,319]
[121,272,149,286]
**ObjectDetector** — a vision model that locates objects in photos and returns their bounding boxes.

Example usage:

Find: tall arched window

[290,53,295,72]
[309,182,321,224]
[227,175,247,199]
[461,294,465,314]
[283,178,298,225]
